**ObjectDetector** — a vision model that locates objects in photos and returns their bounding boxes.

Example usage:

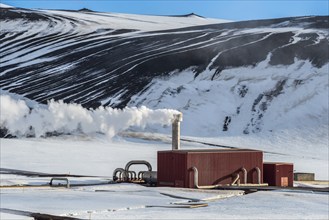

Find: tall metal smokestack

[172,113,183,150]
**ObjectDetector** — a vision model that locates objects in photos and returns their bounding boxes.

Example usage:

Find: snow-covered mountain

[0,6,328,136]
[0,3,14,8]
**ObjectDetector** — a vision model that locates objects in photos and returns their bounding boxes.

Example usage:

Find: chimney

[172,113,183,150]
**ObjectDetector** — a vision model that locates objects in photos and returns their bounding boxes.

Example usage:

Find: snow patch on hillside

[0,3,14,8]
[0,7,230,34]
[42,10,230,31]
[129,60,329,137]
[0,95,180,138]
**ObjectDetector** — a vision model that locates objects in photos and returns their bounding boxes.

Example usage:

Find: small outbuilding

[263,162,294,187]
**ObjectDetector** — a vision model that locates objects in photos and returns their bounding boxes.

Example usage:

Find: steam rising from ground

[0,95,180,138]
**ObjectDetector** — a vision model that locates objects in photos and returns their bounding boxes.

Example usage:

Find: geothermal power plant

[113,114,296,189]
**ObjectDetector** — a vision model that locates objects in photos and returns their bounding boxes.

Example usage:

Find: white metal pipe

[113,168,125,181]
[241,167,247,184]
[191,166,222,189]
[255,167,261,184]
[231,174,240,186]
[125,160,152,172]
[50,177,70,188]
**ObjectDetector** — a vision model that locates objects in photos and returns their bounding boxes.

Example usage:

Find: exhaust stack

[172,113,183,150]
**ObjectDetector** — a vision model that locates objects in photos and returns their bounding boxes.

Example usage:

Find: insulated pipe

[113,168,125,181]
[138,171,146,180]
[255,167,261,184]
[128,171,137,180]
[191,166,222,189]
[172,113,183,150]
[231,174,240,186]
[124,171,136,181]
[124,160,152,181]
[192,166,199,188]
[241,167,247,184]
[50,177,70,188]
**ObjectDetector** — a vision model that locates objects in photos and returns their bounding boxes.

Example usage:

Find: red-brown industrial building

[263,162,294,187]
[155,114,294,189]
[157,149,263,188]
[114,113,294,189]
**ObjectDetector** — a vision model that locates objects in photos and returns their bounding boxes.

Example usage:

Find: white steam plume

[0,95,180,138]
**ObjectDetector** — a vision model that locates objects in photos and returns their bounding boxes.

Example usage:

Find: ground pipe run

[191,166,222,189]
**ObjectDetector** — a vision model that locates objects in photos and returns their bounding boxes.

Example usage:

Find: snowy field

[1,134,328,219]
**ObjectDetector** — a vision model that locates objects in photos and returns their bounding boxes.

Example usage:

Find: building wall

[158,149,263,188]
[263,163,294,187]
[157,151,187,187]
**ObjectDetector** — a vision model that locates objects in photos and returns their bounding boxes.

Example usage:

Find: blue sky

[1,0,328,21]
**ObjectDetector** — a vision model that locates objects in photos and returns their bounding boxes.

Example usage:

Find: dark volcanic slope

[0,8,328,108]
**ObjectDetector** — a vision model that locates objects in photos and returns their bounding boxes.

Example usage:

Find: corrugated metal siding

[276,163,294,187]
[250,151,264,183]
[263,163,294,187]
[157,151,174,186]
[157,151,187,187]
[187,151,263,186]
[263,163,276,186]
[158,149,263,188]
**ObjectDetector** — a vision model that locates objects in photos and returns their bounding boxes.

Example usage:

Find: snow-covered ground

[1,185,328,220]
[0,135,328,219]
[0,90,328,219]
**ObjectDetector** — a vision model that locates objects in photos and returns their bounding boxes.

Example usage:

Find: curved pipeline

[191,166,262,188]
[113,168,125,181]
[191,166,222,189]
[128,171,137,180]
[240,167,247,184]
[50,177,70,188]
[113,161,153,182]
[255,167,261,184]
[231,174,240,186]
[138,171,146,180]
[125,160,152,173]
